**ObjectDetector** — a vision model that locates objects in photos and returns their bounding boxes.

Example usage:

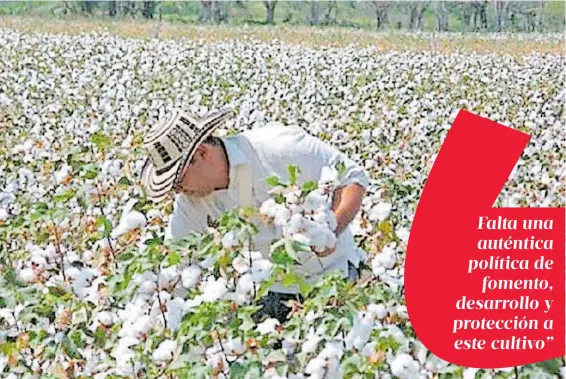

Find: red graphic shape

[405,109,565,368]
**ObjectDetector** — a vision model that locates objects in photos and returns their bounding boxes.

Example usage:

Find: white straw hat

[140,106,234,202]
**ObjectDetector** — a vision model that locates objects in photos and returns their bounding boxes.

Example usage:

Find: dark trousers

[253,262,360,324]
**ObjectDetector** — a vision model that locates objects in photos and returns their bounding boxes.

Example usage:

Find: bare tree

[435,1,449,31]
[213,1,228,23]
[200,0,212,22]
[308,1,320,26]
[471,0,488,30]
[407,1,429,30]
[142,1,158,19]
[108,0,116,17]
[264,0,277,24]
[494,0,509,32]
[371,1,390,30]
[324,0,337,25]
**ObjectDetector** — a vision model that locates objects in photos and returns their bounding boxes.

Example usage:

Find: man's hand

[315,245,336,257]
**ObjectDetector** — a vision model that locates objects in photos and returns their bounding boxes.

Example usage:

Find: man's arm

[331,183,366,236]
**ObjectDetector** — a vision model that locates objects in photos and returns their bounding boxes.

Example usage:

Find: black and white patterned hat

[140,106,234,202]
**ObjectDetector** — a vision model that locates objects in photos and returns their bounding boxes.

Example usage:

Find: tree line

[52,1,563,33]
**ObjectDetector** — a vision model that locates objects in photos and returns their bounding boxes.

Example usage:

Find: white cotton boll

[97,311,114,327]
[395,227,410,244]
[54,164,71,184]
[224,337,245,356]
[368,202,392,222]
[235,273,255,302]
[312,211,328,226]
[301,329,323,355]
[146,209,161,220]
[344,311,374,350]
[152,339,177,364]
[132,315,153,337]
[274,206,291,226]
[181,265,201,289]
[221,231,239,249]
[305,357,326,378]
[362,129,372,142]
[368,303,388,319]
[158,266,179,290]
[284,191,300,205]
[284,213,303,235]
[167,297,187,330]
[200,276,227,302]
[72,268,99,298]
[463,368,480,379]
[19,267,36,283]
[371,247,396,276]
[0,209,9,222]
[111,210,146,238]
[232,256,250,274]
[304,191,327,213]
[250,258,273,282]
[260,198,278,218]
[362,342,377,357]
[318,166,339,187]
[256,318,280,335]
[390,353,420,379]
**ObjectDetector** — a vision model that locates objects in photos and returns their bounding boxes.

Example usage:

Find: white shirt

[165,122,370,293]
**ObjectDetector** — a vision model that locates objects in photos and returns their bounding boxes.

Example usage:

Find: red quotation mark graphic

[405,110,565,368]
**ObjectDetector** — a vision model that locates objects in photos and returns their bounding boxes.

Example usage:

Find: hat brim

[140,107,234,202]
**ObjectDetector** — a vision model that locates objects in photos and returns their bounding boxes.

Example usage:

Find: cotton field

[0,26,564,378]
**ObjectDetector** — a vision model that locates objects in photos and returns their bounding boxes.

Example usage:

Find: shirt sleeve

[165,194,208,241]
[270,125,370,190]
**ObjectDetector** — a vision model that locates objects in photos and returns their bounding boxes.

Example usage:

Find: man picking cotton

[140,106,369,322]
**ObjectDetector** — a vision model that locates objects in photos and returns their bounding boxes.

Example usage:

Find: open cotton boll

[54,164,71,184]
[152,339,177,364]
[318,166,339,188]
[371,246,397,276]
[256,318,280,335]
[260,198,278,218]
[367,303,388,319]
[250,258,273,282]
[368,202,392,222]
[390,353,420,379]
[273,206,291,226]
[345,311,375,350]
[303,190,327,213]
[181,265,201,289]
[199,276,228,302]
[111,210,146,238]
[221,231,239,249]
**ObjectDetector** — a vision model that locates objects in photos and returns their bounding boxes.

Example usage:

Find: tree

[200,0,212,22]
[212,1,228,23]
[324,0,337,25]
[407,1,428,31]
[108,0,117,17]
[264,0,277,24]
[435,1,449,31]
[371,1,390,30]
[142,1,158,19]
[494,0,509,32]
[471,1,488,30]
[308,1,320,26]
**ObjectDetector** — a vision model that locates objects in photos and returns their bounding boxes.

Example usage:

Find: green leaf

[96,216,113,238]
[118,176,132,186]
[91,131,112,151]
[167,252,181,266]
[53,189,76,204]
[302,180,317,194]
[336,161,346,176]
[287,164,300,186]
[266,175,280,187]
